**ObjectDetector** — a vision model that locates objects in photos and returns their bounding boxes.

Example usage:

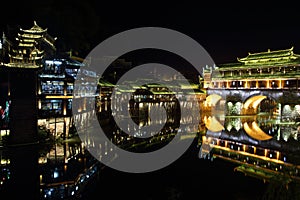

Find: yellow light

[277,151,280,160]
[45,96,73,99]
[63,106,66,115]
[0,159,10,165]
[244,81,248,88]
[278,80,282,88]
[206,94,222,107]
[264,149,268,157]
[243,95,266,109]
[266,80,270,88]
[244,122,272,141]
[204,116,224,132]
[40,175,43,183]
[226,81,230,88]
[252,96,267,109]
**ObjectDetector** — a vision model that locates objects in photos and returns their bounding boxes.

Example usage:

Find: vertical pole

[54,115,57,139]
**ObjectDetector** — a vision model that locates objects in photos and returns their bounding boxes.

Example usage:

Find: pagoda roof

[18,38,36,43]
[216,47,300,70]
[31,48,44,55]
[4,63,41,69]
[237,47,299,62]
[18,33,43,39]
[18,43,35,47]
[9,55,43,60]
[217,60,300,71]
[20,21,47,34]
[11,48,44,54]
[42,33,57,50]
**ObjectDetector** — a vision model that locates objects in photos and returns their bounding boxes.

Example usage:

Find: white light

[53,171,59,178]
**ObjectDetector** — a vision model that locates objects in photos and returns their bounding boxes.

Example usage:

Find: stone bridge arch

[204,93,226,116]
[242,94,278,115]
[242,95,267,115]
[207,89,282,115]
[205,94,223,107]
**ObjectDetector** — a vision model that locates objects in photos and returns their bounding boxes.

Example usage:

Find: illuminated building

[0,21,56,145]
[206,47,300,89]
[203,47,300,117]
[38,58,83,117]
[199,47,300,183]
[0,21,108,141]
[37,58,85,138]
[8,21,56,67]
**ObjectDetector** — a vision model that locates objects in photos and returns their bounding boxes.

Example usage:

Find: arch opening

[242,95,277,115]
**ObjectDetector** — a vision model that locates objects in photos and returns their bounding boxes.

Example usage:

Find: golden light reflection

[244,122,273,141]
[204,116,224,132]
[205,94,222,107]
[244,81,248,88]
[243,95,267,109]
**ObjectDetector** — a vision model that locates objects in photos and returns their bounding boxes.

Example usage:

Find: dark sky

[2,1,300,64]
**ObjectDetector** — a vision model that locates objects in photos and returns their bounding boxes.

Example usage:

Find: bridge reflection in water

[1,98,300,199]
[200,114,300,184]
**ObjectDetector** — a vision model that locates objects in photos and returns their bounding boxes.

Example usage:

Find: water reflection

[200,113,300,183]
[1,98,300,199]
[0,138,101,199]
[1,146,39,199]
[39,141,100,199]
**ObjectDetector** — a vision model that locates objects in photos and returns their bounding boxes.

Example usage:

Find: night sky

[2,1,300,64]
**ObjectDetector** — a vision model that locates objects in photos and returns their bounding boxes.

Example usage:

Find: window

[41,81,64,94]
[44,60,63,75]
[67,99,72,110]
[66,83,73,94]
[41,99,63,115]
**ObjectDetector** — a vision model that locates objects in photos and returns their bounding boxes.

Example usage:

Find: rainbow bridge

[202,47,300,116]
